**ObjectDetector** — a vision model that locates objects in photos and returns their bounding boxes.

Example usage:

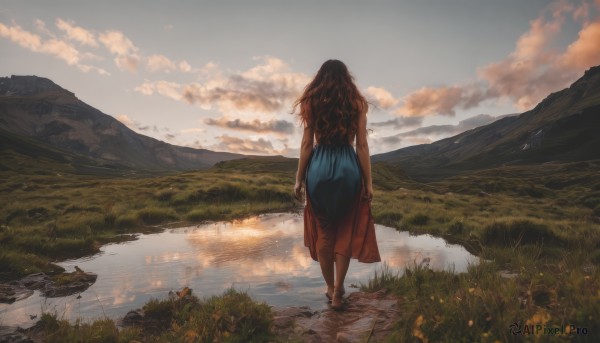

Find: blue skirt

[306,144,361,224]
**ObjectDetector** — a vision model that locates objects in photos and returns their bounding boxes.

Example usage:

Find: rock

[122,309,145,326]
[42,281,93,298]
[0,284,16,303]
[1,269,98,303]
[272,289,399,342]
[40,268,97,298]
[20,273,50,290]
[582,264,596,274]
[272,306,315,330]
[0,326,34,343]
[498,270,519,279]
[0,283,33,304]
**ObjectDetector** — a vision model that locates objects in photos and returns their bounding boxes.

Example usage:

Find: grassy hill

[373,66,600,180]
[0,75,246,172]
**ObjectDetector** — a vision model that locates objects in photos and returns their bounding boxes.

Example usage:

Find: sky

[1,0,599,156]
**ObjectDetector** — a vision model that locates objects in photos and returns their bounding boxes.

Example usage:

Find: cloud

[77,63,110,75]
[397,86,465,116]
[116,114,150,132]
[146,54,177,73]
[0,20,109,75]
[117,114,135,127]
[477,0,600,110]
[198,61,219,75]
[137,56,310,114]
[179,60,192,72]
[180,128,205,134]
[365,86,399,109]
[405,114,499,137]
[2,17,215,79]
[561,20,600,69]
[204,117,295,134]
[212,134,277,155]
[457,113,500,129]
[34,19,55,38]
[0,22,43,51]
[98,30,140,73]
[0,21,84,68]
[379,135,402,146]
[134,80,181,100]
[396,0,600,115]
[370,116,423,129]
[573,1,591,21]
[183,57,309,113]
[373,113,504,152]
[40,38,80,65]
[371,135,430,154]
[56,18,98,47]
[98,30,136,55]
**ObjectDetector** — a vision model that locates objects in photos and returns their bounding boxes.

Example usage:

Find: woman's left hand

[294,180,303,200]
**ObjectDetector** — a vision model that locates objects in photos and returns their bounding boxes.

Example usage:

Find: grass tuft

[136,207,176,225]
[35,288,274,342]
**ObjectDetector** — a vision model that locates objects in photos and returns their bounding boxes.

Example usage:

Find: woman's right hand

[363,183,373,203]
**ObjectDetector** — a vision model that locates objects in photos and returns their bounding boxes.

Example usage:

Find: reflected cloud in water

[0,213,477,327]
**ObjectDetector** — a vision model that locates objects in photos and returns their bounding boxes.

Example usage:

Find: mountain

[373,66,600,180]
[0,75,245,171]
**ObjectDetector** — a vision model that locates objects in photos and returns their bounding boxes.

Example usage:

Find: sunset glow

[1,0,598,155]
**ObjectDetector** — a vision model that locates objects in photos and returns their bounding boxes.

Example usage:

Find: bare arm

[355,106,373,201]
[294,124,314,199]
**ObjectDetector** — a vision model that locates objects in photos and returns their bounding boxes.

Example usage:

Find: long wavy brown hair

[293,60,368,145]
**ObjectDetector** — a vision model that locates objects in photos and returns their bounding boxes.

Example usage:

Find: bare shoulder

[357,98,368,116]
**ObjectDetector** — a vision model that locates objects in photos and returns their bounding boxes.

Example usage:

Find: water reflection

[0,213,477,328]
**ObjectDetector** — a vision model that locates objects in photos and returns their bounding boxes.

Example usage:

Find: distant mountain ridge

[2,67,599,177]
[373,66,600,180]
[0,75,245,171]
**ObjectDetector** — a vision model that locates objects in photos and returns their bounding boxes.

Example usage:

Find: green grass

[2,154,600,341]
[33,288,274,343]
[362,245,599,342]
[363,160,600,341]
[0,159,300,280]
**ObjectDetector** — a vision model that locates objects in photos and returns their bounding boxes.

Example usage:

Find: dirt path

[272,289,400,342]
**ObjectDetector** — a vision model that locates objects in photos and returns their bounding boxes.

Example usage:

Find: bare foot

[330,288,345,311]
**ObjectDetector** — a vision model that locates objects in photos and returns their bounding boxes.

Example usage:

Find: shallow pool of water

[0,213,478,327]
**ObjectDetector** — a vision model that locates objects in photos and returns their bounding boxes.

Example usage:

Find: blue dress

[305,144,361,225]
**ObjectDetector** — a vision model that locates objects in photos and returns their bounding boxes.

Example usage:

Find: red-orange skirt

[304,186,381,263]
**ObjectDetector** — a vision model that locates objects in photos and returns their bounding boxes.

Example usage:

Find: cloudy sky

[1,0,599,156]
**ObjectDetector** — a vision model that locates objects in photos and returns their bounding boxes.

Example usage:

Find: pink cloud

[365,86,399,109]
[397,86,464,116]
[116,114,135,127]
[134,80,181,100]
[0,21,107,74]
[56,18,98,47]
[137,57,309,114]
[397,0,600,115]
[98,30,140,73]
[146,54,177,73]
[98,30,136,55]
[478,1,600,110]
[561,21,600,68]
[179,60,192,72]
[0,22,42,51]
